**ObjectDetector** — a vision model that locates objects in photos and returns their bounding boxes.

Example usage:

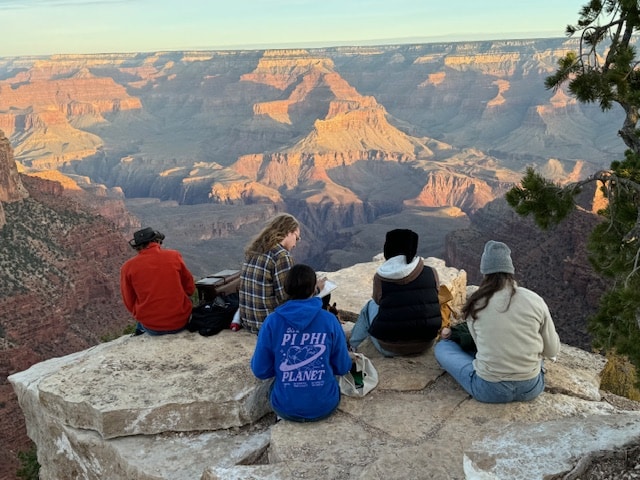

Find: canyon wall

[0,130,28,228]
[0,131,135,479]
[0,40,624,238]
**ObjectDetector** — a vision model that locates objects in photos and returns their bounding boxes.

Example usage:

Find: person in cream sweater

[435,240,560,403]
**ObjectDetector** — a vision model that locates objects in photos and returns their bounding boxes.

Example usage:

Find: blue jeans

[349,300,397,357]
[434,339,545,403]
[135,322,187,336]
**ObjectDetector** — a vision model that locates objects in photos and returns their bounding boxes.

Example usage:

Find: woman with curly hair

[239,214,301,333]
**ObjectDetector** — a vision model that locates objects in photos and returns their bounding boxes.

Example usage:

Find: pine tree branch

[625,247,640,288]
[568,170,640,195]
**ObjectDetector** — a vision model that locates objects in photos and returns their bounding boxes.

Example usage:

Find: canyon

[0,37,629,479]
[0,39,624,279]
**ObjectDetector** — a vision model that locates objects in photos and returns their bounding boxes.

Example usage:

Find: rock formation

[2,39,623,216]
[0,132,136,479]
[9,257,640,480]
[0,63,141,168]
[1,39,635,478]
[0,129,28,228]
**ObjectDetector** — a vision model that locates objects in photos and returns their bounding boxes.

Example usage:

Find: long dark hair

[462,272,516,321]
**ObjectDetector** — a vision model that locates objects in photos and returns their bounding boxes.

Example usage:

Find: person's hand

[316,276,327,293]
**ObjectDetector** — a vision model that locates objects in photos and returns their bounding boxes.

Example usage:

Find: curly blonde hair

[245,213,300,257]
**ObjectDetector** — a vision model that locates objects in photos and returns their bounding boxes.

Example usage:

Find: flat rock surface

[36,331,271,438]
[8,259,640,480]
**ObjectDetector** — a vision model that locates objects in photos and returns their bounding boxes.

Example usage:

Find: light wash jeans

[434,339,545,403]
[349,300,397,357]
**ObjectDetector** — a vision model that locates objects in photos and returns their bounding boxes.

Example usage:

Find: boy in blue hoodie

[251,264,352,422]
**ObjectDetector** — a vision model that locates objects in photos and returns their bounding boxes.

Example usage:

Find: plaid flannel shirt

[239,244,293,334]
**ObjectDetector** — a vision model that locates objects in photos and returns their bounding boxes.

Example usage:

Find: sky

[1,0,589,57]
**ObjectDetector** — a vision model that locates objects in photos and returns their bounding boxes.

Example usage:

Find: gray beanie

[480,240,515,275]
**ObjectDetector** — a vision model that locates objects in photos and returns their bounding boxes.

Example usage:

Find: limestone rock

[36,332,271,439]
[463,413,640,480]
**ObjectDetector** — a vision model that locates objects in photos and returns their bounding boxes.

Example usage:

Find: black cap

[129,227,165,248]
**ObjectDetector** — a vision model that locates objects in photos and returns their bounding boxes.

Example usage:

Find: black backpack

[188,293,239,337]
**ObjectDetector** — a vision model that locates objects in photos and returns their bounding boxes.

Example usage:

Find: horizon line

[1,32,571,59]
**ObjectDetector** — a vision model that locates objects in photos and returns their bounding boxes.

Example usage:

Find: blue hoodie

[251,296,352,421]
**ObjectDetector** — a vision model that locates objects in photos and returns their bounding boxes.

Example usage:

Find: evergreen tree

[506,0,640,375]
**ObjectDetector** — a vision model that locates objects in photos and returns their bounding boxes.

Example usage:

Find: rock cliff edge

[9,257,640,480]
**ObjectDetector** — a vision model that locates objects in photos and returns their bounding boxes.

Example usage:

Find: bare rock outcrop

[26,169,139,230]
[407,170,495,212]
[9,258,640,480]
[0,129,29,228]
[240,49,336,91]
[0,130,28,203]
[2,40,626,209]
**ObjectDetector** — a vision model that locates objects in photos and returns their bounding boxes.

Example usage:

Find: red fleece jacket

[120,243,195,331]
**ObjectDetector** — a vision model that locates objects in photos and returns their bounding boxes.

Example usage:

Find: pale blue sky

[1,0,588,57]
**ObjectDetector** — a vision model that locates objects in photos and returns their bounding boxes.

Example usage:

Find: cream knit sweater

[467,286,560,382]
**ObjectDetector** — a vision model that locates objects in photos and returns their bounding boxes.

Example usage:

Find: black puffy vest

[368,265,442,342]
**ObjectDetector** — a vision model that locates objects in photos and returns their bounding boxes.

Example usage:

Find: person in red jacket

[120,227,195,335]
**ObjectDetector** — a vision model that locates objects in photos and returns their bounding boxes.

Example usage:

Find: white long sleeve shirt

[467,286,560,382]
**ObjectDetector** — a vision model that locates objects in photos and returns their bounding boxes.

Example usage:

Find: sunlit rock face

[0,39,623,211]
[0,129,28,227]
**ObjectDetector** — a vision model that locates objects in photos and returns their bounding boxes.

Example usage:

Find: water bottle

[230,310,241,331]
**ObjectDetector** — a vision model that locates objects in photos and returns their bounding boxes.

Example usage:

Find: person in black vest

[349,229,442,356]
